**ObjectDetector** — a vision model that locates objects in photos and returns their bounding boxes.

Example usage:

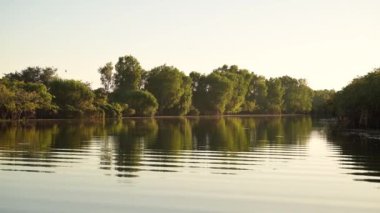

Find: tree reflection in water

[0,116,314,177]
[327,128,380,183]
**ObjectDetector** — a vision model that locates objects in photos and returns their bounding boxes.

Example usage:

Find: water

[0,116,379,212]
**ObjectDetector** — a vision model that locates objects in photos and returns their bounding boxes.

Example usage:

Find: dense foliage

[335,69,380,128]
[111,90,158,116]
[49,79,98,118]
[312,90,335,116]
[3,53,361,120]
[145,65,192,115]
[4,66,57,85]
[0,79,54,119]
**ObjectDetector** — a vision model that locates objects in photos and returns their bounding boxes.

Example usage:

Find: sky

[0,0,379,90]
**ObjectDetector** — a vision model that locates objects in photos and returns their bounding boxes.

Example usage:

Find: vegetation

[335,69,380,128]
[191,72,233,115]
[145,65,192,115]
[0,79,54,119]
[266,78,284,114]
[312,90,335,116]
[1,54,377,128]
[111,90,158,116]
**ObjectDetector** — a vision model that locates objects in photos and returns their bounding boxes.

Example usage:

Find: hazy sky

[1,0,379,90]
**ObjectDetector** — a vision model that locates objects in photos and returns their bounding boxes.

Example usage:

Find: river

[0,116,379,212]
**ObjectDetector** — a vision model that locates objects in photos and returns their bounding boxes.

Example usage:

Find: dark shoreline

[0,113,310,122]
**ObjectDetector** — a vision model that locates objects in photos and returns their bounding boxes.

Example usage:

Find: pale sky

[0,0,379,90]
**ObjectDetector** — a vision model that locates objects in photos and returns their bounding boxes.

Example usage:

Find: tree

[312,90,335,116]
[266,78,284,114]
[169,75,192,115]
[98,62,114,92]
[242,74,268,113]
[93,87,124,118]
[112,90,158,116]
[335,68,380,128]
[192,72,233,114]
[114,55,142,91]
[213,65,252,113]
[0,82,15,118]
[4,67,57,85]
[49,79,96,117]
[0,80,54,119]
[297,79,313,113]
[280,76,313,113]
[145,65,192,115]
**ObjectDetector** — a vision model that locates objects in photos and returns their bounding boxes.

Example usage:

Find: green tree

[112,90,158,116]
[145,65,192,115]
[4,67,57,85]
[0,82,15,118]
[312,89,335,116]
[242,74,268,113]
[335,68,380,128]
[49,79,96,117]
[280,76,313,113]
[114,55,142,91]
[213,65,252,113]
[192,72,233,115]
[98,62,114,92]
[0,80,54,119]
[266,78,284,114]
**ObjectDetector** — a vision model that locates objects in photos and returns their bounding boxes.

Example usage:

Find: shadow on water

[326,127,380,184]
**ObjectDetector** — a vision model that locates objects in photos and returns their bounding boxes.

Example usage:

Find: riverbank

[0,113,310,122]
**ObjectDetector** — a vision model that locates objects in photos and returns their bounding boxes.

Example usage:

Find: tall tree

[192,72,233,115]
[242,74,268,113]
[280,76,313,113]
[98,62,114,92]
[145,65,192,115]
[266,78,284,114]
[213,65,252,113]
[114,55,142,91]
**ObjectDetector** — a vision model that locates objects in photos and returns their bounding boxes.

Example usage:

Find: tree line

[334,68,380,128]
[1,54,377,126]
[0,54,319,119]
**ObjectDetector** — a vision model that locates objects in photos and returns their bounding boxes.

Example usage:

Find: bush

[111,90,158,116]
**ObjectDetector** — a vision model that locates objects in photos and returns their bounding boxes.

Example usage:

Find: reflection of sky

[1,0,380,90]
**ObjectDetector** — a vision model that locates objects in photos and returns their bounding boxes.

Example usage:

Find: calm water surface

[0,116,379,212]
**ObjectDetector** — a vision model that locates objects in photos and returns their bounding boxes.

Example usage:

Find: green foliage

[266,78,284,114]
[280,76,313,113]
[93,88,123,118]
[4,67,57,85]
[93,88,108,106]
[312,90,335,116]
[0,56,336,119]
[49,79,96,117]
[112,90,158,116]
[98,62,114,92]
[213,65,252,113]
[145,65,192,115]
[100,103,124,118]
[192,72,233,114]
[335,68,380,128]
[0,80,54,119]
[114,55,142,91]
[242,74,268,113]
